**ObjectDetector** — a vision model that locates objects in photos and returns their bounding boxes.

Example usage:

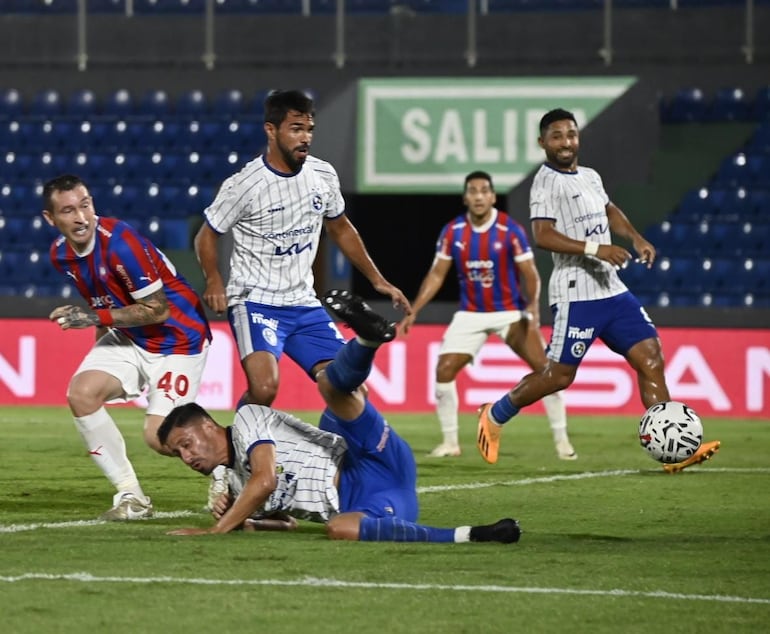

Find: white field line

[0,572,768,605]
[1,467,768,534]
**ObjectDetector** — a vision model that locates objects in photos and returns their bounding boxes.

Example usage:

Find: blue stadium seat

[707,87,751,122]
[138,90,171,117]
[671,187,723,221]
[1,153,36,181]
[660,88,707,124]
[175,90,208,119]
[746,123,770,154]
[751,86,770,121]
[741,258,770,295]
[644,221,705,257]
[212,89,245,118]
[29,89,63,119]
[716,187,754,219]
[105,89,134,118]
[67,89,99,118]
[0,88,23,119]
[712,153,753,188]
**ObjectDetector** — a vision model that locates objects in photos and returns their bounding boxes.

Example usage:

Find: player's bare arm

[243,512,298,532]
[193,222,227,314]
[401,256,452,334]
[208,443,278,535]
[324,215,412,314]
[606,203,656,267]
[49,288,170,331]
[516,258,541,324]
[531,219,631,268]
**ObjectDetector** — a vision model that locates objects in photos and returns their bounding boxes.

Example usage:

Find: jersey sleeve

[203,175,246,234]
[107,223,163,300]
[588,168,611,206]
[509,219,535,263]
[529,168,559,221]
[435,221,453,261]
[318,161,345,220]
[233,405,277,458]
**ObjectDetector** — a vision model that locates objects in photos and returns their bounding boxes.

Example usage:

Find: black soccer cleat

[322,289,397,344]
[469,518,521,544]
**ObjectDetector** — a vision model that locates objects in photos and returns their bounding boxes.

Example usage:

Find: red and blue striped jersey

[49,217,211,355]
[436,209,534,312]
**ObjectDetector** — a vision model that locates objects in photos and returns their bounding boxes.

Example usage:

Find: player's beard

[278,140,309,173]
[547,147,577,170]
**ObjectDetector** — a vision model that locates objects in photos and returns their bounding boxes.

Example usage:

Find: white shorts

[74,329,210,417]
[439,310,527,358]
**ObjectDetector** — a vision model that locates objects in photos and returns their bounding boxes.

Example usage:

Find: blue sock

[324,340,376,392]
[358,516,455,543]
[491,395,519,425]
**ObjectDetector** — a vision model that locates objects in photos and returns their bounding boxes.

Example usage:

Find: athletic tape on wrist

[583,241,600,256]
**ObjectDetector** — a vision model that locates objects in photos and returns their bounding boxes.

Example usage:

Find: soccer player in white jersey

[475,108,720,472]
[194,90,409,501]
[159,290,520,544]
[401,171,575,461]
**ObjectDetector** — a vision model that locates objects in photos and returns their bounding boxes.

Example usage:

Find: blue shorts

[547,292,659,365]
[320,401,419,522]
[228,302,346,378]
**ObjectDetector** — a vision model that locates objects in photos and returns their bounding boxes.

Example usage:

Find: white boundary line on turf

[1,468,768,534]
[0,572,768,605]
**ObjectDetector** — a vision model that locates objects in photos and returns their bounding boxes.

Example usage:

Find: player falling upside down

[159,290,520,544]
[475,109,720,473]
[43,174,212,520]
[400,170,575,460]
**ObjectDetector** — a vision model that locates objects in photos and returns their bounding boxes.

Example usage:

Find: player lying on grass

[158,290,520,543]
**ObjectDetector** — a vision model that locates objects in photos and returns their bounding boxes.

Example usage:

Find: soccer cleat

[99,492,153,521]
[663,440,721,473]
[556,439,578,460]
[207,468,231,511]
[322,289,396,344]
[470,518,521,544]
[427,442,462,457]
[476,403,502,464]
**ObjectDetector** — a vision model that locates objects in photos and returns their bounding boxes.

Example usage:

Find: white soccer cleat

[207,468,231,510]
[427,442,462,457]
[556,439,578,460]
[99,492,153,521]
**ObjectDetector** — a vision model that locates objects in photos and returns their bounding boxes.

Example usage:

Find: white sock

[435,381,459,446]
[74,407,146,501]
[454,526,471,543]
[543,392,569,443]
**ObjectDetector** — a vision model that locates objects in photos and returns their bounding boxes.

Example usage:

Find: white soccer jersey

[529,163,628,304]
[204,154,346,307]
[228,404,346,523]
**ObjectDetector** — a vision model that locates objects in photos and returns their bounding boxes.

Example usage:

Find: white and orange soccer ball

[639,401,703,464]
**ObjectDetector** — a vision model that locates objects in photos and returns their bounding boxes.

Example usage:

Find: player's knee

[325,518,359,541]
[246,382,279,406]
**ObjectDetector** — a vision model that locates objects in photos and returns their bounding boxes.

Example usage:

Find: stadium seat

[712,153,753,188]
[105,89,134,118]
[708,87,751,122]
[138,90,171,117]
[751,86,770,121]
[659,88,707,124]
[175,90,208,119]
[716,187,754,219]
[212,89,245,118]
[67,89,99,117]
[671,187,723,221]
[29,89,63,119]
[0,88,23,119]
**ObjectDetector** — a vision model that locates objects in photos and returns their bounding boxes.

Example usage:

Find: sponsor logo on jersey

[585,223,608,237]
[116,264,135,290]
[267,206,285,213]
[274,242,313,256]
[568,326,595,339]
[262,226,314,240]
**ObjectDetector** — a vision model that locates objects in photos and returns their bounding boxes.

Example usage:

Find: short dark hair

[157,402,212,445]
[464,170,494,192]
[539,108,578,136]
[42,174,87,211]
[264,89,315,127]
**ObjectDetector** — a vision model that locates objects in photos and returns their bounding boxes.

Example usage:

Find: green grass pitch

[1,405,768,633]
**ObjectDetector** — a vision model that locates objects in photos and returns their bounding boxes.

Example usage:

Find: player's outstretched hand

[398,313,418,336]
[49,305,100,330]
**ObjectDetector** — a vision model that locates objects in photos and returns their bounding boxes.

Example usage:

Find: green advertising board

[357,77,636,193]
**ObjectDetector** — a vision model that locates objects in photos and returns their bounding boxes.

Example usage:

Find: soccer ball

[639,401,703,464]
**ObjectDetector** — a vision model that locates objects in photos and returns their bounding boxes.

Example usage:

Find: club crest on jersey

[570,341,587,358]
[311,193,323,211]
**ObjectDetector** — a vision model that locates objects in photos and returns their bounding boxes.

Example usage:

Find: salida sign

[0,320,768,417]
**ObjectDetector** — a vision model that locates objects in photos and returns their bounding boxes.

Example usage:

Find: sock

[74,407,146,501]
[358,516,456,543]
[435,381,459,446]
[324,339,377,392]
[543,392,569,443]
[490,394,519,425]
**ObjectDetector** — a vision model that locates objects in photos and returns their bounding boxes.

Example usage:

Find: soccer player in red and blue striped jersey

[401,171,575,461]
[43,174,212,521]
